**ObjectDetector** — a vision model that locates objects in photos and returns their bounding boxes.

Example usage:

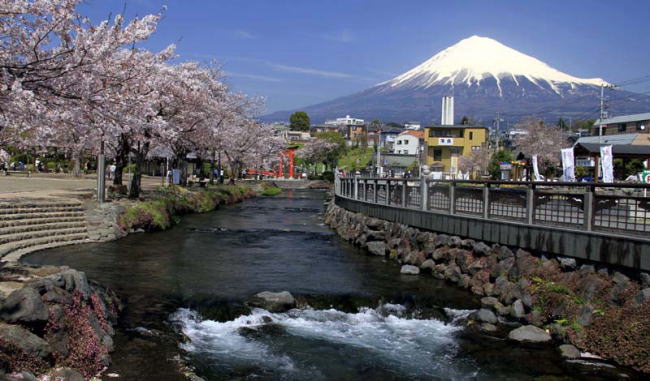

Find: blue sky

[80,0,650,114]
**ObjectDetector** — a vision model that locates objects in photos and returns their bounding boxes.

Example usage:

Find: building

[379,128,404,151]
[424,125,488,173]
[393,130,423,155]
[404,122,421,130]
[423,96,488,173]
[592,113,650,136]
[324,115,364,126]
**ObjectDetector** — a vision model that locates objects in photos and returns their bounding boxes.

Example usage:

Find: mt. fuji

[263,36,650,124]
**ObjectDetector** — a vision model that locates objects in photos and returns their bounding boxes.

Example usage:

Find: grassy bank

[118,185,254,232]
[261,186,282,196]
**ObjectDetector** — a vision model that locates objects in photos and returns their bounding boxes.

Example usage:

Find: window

[618,123,627,132]
[433,149,442,161]
[397,140,402,145]
[469,131,474,140]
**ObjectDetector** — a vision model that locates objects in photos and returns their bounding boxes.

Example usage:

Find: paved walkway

[0,174,163,201]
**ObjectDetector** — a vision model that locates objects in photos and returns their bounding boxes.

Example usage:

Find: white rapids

[171,304,479,380]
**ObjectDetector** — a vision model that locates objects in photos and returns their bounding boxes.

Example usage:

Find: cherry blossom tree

[458,148,490,177]
[513,117,569,171]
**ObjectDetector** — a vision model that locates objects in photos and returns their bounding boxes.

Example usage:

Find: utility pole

[376,128,382,177]
[495,112,501,151]
[599,84,605,142]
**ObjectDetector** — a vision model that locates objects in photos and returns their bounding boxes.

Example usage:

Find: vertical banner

[561,148,575,182]
[532,155,542,181]
[600,145,614,183]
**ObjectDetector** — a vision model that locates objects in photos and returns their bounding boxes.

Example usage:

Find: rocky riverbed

[0,263,121,380]
[325,199,650,374]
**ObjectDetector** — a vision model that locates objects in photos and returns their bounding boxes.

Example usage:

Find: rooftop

[426,124,488,129]
[575,134,640,145]
[594,112,650,126]
[398,130,424,138]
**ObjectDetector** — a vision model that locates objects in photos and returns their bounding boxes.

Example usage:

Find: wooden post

[483,183,490,219]
[584,185,594,231]
[449,182,456,214]
[421,179,428,211]
[527,183,535,225]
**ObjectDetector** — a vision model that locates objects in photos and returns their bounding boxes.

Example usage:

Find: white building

[393,130,424,155]
[324,115,364,126]
[404,122,421,130]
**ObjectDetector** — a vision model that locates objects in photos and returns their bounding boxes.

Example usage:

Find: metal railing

[336,176,650,237]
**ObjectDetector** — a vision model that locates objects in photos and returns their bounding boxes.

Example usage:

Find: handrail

[342,176,650,189]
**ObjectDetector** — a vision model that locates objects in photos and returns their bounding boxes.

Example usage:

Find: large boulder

[558,344,580,359]
[0,322,51,360]
[248,291,296,312]
[472,308,497,324]
[508,325,552,343]
[366,241,386,256]
[400,265,420,275]
[0,286,48,324]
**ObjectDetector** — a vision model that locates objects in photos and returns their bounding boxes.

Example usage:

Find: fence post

[421,179,428,211]
[449,181,456,214]
[483,183,490,219]
[354,176,359,200]
[584,185,594,231]
[527,183,535,225]
[402,179,407,208]
[386,180,391,205]
[374,179,378,204]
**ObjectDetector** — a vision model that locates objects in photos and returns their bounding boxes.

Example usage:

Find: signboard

[499,163,512,171]
[561,148,575,182]
[438,138,454,145]
[642,170,650,184]
[600,145,614,183]
[532,155,542,181]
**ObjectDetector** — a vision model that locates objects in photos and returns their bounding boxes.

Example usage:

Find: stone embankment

[0,263,121,380]
[325,201,650,374]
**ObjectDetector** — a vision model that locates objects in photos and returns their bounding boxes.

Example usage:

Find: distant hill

[262,36,650,125]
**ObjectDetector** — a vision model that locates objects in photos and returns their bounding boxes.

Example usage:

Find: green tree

[338,147,374,172]
[487,149,514,179]
[461,116,476,126]
[315,131,346,169]
[289,111,310,131]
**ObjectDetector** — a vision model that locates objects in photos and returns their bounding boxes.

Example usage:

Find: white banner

[561,148,575,182]
[532,155,542,181]
[600,145,614,183]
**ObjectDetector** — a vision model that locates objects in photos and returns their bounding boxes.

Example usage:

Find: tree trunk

[128,141,149,199]
[113,133,130,185]
[72,152,81,178]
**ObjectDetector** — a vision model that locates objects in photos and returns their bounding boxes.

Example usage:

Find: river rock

[473,242,490,256]
[248,291,296,312]
[47,368,85,381]
[558,344,580,359]
[481,323,498,333]
[558,257,577,271]
[400,265,420,275]
[3,372,38,381]
[0,322,52,360]
[473,308,497,324]
[508,325,552,343]
[635,288,650,306]
[510,299,526,319]
[365,229,385,241]
[640,272,650,288]
[366,241,386,256]
[0,286,48,324]
[419,259,436,272]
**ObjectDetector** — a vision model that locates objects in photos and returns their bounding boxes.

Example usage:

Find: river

[22,190,635,380]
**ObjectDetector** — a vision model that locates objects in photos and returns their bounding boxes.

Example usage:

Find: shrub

[322,171,334,182]
[261,187,282,196]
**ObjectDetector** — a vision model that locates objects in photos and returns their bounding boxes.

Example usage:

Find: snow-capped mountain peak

[385,35,609,93]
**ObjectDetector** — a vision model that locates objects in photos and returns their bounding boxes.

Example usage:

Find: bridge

[335,176,650,271]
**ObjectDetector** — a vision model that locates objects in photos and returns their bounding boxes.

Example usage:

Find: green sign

[642,170,650,184]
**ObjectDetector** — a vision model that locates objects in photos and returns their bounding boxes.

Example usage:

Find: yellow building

[424,124,488,173]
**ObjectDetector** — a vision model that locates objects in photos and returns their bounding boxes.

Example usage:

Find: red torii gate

[278,146,297,178]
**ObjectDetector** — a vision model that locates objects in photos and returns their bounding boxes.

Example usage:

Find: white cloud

[234,29,256,39]
[271,64,356,79]
[322,29,355,43]
[226,71,282,82]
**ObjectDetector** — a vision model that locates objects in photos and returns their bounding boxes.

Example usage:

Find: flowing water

[22,190,637,380]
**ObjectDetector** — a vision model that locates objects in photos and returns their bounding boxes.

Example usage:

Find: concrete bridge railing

[335,176,650,270]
